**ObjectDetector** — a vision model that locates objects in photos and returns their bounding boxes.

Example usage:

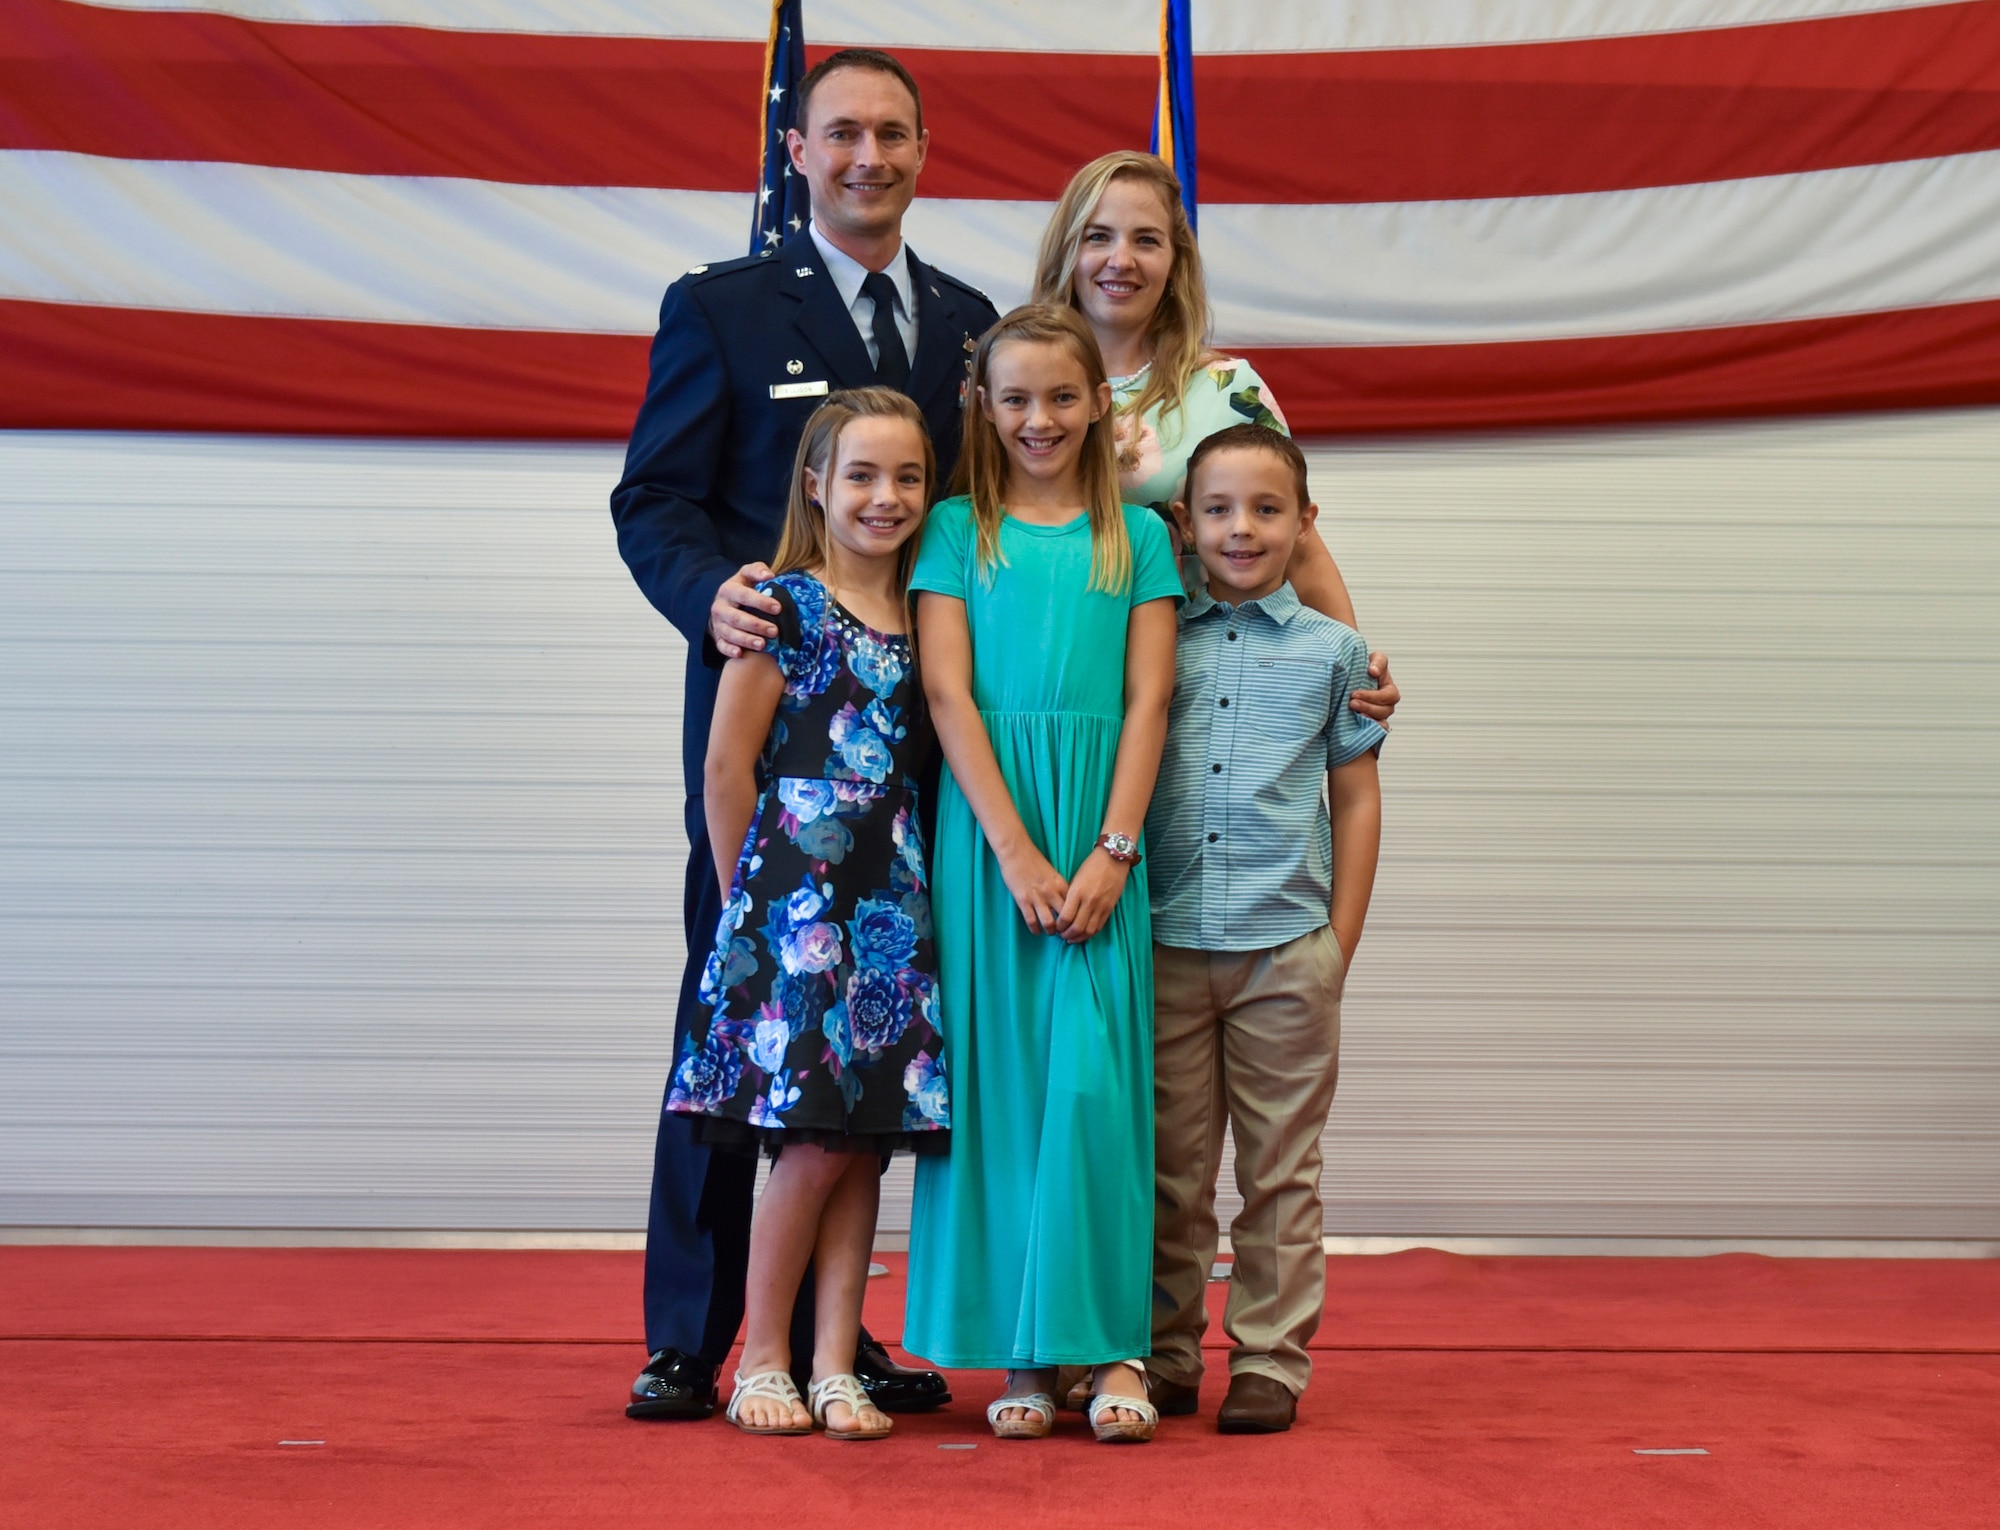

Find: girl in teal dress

[903,305,1182,1442]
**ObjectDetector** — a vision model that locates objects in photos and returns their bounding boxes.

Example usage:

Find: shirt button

[1226,630,1238,642]
[1218,697,1230,708]
[1206,832,1219,843]
[1210,763,1222,774]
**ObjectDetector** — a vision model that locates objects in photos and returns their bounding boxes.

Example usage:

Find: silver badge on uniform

[770,380,830,400]
[786,359,804,375]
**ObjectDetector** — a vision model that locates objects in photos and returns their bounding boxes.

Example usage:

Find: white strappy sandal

[809,1372,893,1440]
[1086,1363,1159,1444]
[725,1369,812,1435]
[985,1390,1057,1440]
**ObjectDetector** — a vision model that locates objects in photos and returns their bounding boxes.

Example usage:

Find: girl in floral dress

[666,388,946,1441]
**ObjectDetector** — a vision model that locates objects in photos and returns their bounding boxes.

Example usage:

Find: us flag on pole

[751,0,809,258]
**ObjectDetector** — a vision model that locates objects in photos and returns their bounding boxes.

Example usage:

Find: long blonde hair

[1029,150,1212,441]
[773,386,936,606]
[950,304,1130,595]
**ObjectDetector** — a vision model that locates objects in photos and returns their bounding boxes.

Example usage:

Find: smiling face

[979,338,1113,493]
[1178,446,1318,604]
[805,415,930,568]
[786,67,928,250]
[1070,176,1176,354]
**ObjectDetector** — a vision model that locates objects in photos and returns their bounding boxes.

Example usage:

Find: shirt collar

[1183,581,1304,626]
[808,221,913,319]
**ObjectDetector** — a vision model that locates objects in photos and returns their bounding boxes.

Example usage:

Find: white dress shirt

[808,220,919,370]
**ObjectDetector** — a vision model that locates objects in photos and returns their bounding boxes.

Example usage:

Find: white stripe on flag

[0,152,743,332]
[1206,151,2000,346]
[9,149,2000,344]
[66,0,1969,50]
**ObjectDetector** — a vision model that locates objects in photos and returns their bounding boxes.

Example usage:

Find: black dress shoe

[1147,1374,1202,1417]
[626,1349,718,1420]
[852,1331,951,1413]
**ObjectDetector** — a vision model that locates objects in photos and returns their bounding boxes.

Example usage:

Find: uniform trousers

[643,794,814,1366]
[1149,924,1344,1396]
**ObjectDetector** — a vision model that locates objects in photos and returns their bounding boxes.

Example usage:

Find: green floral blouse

[1111,355,1289,591]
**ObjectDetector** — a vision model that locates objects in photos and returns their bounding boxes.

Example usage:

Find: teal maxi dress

[903,495,1183,1368]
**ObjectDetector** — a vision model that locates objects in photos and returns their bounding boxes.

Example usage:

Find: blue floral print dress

[666,573,948,1154]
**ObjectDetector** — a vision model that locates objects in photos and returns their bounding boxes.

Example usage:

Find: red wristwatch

[1096,832,1142,865]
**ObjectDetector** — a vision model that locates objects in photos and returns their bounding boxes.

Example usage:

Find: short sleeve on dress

[1326,628,1388,769]
[909,494,974,601]
[1126,504,1187,607]
[754,575,812,683]
[1216,357,1291,436]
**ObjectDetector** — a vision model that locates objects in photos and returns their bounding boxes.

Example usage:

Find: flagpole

[1150,0,1197,231]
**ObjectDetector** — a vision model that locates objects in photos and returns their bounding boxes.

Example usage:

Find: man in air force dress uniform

[611,49,999,1420]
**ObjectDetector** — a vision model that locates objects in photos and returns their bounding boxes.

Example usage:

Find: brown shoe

[1146,1374,1201,1417]
[1216,1372,1297,1434]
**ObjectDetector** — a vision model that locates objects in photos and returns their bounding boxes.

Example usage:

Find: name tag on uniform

[769,380,829,400]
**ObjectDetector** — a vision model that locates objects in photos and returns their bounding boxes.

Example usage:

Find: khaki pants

[1149,926,1343,1397]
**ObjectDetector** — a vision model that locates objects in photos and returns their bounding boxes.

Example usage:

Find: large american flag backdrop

[5,0,2000,438]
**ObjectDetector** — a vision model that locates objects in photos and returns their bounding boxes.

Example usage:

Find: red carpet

[5,1248,1996,1528]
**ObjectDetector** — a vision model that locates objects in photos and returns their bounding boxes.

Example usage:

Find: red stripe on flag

[0,0,767,190]
[1203,2,2000,203]
[1248,299,2000,434]
[4,0,1998,200]
[9,297,2000,438]
[0,299,648,436]
[0,0,1150,198]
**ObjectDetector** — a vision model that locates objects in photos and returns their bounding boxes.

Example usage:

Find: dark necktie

[861,270,911,391]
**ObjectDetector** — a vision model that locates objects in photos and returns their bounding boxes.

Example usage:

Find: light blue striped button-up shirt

[1146,583,1385,952]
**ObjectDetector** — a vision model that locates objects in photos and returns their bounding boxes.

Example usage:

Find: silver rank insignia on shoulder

[786,359,804,375]
[796,267,814,277]
[687,265,707,275]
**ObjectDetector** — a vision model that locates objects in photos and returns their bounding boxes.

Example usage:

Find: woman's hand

[1054,849,1132,944]
[1351,652,1400,724]
[998,845,1070,936]
[708,562,782,659]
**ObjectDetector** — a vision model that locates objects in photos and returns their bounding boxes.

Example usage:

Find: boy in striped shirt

[1142,424,1385,1434]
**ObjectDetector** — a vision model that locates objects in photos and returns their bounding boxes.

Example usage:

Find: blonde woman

[1033,152,1397,1425]
[1030,150,1399,721]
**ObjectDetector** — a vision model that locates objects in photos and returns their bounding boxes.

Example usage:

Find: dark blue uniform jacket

[611,230,1000,786]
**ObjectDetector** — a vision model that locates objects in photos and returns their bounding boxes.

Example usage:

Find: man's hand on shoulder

[710,563,783,659]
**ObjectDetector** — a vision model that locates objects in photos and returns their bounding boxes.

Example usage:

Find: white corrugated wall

[1,413,1995,1238]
